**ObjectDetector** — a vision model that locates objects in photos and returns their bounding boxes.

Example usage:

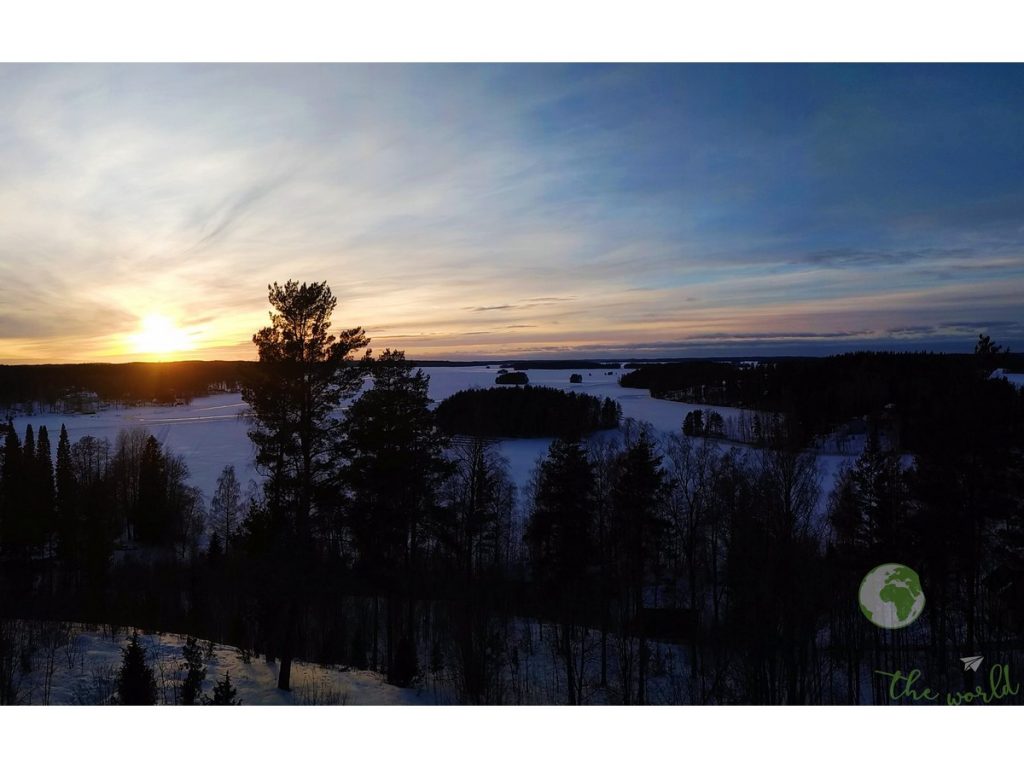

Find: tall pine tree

[241,280,369,690]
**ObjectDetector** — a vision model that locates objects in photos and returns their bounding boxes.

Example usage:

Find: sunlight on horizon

[129,313,196,359]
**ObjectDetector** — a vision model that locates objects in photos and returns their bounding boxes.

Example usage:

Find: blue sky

[0,64,1022,361]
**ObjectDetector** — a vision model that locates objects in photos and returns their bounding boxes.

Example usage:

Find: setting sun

[131,313,194,357]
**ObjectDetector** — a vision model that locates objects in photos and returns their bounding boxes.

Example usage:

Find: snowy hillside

[5,621,433,705]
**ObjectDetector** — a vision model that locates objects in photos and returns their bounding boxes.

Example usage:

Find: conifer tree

[242,280,369,691]
[525,436,596,703]
[340,349,450,685]
[180,636,207,705]
[35,425,55,553]
[205,670,241,705]
[116,631,158,705]
[55,424,78,562]
[610,431,670,704]
[22,425,38,552]
[1,424,24,555]
[136,436,168,545]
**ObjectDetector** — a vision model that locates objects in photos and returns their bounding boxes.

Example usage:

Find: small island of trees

[434,386,622,438]
[495,371,529,385]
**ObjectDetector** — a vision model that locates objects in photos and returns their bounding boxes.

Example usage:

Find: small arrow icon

[961,655,984,672]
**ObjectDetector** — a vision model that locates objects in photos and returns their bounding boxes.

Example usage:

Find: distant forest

[0,361,256,411]
[0,358,617,412]
[621,349,1024,450]
[434,386,622,438]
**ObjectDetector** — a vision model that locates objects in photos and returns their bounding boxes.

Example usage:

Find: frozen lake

[11,365,850,510]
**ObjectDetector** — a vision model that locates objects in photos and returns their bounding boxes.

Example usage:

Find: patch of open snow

[20,624,434,705]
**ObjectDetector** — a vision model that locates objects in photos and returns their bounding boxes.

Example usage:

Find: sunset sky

[1,64,1022,363]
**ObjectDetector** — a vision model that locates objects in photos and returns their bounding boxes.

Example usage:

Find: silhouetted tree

[112,426,149,541]
[683,410,704,437]
[609,430,670,704]
[54,424,77,563]
[136,436,168,545]
[340,349,450,685]
[975,333,1007,359]
[180,636,207,705]
[116,631,157,705]
[242,280,369,690]
[0,424,27,557]
[34,425,55,554]
[211,465,242,551]
[526,436,596,703]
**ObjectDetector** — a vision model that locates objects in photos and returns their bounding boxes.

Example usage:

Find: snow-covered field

[7,622,432,705]
[10,365,852,510]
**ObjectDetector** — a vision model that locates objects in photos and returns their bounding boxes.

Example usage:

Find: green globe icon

[858,563,925,629]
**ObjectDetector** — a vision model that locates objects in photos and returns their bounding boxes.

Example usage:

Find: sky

[0,64,1022,363]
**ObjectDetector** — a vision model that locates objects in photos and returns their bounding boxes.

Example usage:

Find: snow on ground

[990,368,1024,389]
[13,622,433,705]
[13,365,851,511]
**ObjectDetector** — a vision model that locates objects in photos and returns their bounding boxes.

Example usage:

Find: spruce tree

[1,424,24,555]
[206,671,241,705]
[610,432,670,704]
[116,631,158,705]
[22,425,37,552]
[339,349,450,685]
[55,424,78,562]
[136,436,167,545]
[35,425,55,554]
[525,436,597,704]
[180,636,207,705]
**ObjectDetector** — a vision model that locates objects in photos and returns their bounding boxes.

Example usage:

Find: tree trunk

[277,599,296,690]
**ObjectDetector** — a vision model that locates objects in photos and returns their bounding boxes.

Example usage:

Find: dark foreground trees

[339,349,451,685]
[4,288,1023,705]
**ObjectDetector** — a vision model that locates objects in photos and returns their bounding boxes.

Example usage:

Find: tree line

[620,346,1023,450]
[0,360,254,414]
